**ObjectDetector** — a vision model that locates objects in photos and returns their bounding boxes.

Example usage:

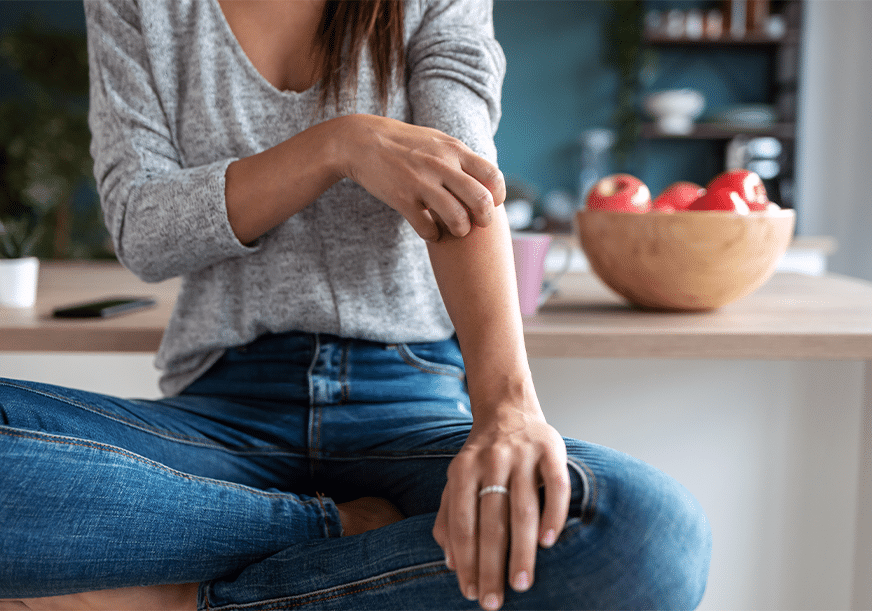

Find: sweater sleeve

[406,0,506,164]
[84,0,257,283]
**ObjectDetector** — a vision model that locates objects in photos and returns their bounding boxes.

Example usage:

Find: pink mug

[511,233,571,316]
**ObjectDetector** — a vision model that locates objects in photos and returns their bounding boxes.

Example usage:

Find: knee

[541,448,712,610]
[616,464,712,610]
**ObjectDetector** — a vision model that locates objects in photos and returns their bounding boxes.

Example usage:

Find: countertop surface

[3,260,872,359]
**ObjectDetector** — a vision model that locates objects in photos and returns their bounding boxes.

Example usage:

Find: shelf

[644,32,799,48]
[641,122,795,141]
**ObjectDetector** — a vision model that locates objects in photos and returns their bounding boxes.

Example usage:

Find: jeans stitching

[314,492,331,539]
[340,341,350,404]
[307,450,462,459]
[313,404,323,479]
[0,426,323,502]
[306,335,319,408]
[202,561,450,610]
[0,380,289,454]
[306,335,320,480]
[394,344,465,380]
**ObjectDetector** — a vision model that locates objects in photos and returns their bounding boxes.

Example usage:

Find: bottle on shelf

[725,0,747,39]
[577,128,616,206]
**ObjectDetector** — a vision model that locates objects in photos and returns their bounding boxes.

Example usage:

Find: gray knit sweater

[84,0,505,396]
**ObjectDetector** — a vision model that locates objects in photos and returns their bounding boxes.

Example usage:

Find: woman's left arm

[427,207,571,611]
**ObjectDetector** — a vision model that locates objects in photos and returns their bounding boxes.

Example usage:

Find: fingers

[390,179,487,244]
[421,183,474,239]
[406,206,446,244]
[343,116,506,241]
[447,462,483,602]
[417,156,503,241]
[433,487,452,567]
[446,456,529,611]
[477,488,510,610]
[437,149,504,233]
[538,453,572,549]
[434,426,570,611]
[507,470,540,595]
[459,152,507,211]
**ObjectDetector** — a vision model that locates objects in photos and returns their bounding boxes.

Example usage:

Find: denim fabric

[0,332,711,609]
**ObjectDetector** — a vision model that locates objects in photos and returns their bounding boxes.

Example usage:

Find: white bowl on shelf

[645,89,706,135]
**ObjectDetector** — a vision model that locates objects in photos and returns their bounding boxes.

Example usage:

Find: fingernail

[465,584,478,601]
[513,570,530,592]
[482,593,501,610]
[542,528,557,547]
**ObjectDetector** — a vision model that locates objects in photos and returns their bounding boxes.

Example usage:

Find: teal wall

[2,0,773,203]
[492,0,617,197]
[492,0,773,200]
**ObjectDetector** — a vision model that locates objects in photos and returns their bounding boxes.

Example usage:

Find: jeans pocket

[392,342,466,381]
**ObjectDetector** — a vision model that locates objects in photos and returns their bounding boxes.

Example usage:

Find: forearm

[430,206,570,611]
[224,118,347,245]
[426,207,540,418]
[225,114,503,246]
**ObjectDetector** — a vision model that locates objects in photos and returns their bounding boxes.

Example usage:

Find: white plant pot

[0,257,40,308]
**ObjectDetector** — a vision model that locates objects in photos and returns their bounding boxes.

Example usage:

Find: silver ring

[478,485,509,498]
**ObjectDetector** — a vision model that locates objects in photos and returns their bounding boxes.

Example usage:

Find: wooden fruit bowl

[576,208,796,311]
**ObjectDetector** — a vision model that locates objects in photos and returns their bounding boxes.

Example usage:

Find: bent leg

[208,431,710,610]
[200,450,711,611]
[0,426,341,598]
[562,439,712,610]
[0,379,341,598]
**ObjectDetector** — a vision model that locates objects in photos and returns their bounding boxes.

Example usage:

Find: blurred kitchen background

[2,0,871,278]
[3,3,872,611]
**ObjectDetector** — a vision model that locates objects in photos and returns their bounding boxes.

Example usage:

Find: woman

[0,0,711,609]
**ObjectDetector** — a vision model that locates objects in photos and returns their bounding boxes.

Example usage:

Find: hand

[432,402,571,610]
[337,114,506,242]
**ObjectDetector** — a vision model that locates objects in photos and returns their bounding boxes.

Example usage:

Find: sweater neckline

[208,0,323,101]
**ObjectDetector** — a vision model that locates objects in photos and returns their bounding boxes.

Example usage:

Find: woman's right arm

[86,1,502,283]
[225,114,505,246]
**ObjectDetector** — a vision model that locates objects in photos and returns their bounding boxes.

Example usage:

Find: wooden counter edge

[2,328,166,353]
[7,327,872,361]
[523,331,872,360]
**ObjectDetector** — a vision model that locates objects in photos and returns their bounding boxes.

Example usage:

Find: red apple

[686,188,750,214]
[652,181,706,212]
[585,174,651,213]
[706,169,768,211]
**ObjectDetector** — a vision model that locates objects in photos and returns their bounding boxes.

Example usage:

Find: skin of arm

[427,209,571,611]
[224,114,502,245]
[224,118,344,245]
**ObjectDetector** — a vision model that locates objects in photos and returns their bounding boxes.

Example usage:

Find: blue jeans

[0,332,711,609]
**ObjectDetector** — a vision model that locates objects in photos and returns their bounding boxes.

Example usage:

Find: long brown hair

[316,0,406,111]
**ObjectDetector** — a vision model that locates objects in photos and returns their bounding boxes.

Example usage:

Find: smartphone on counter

[52,297,157,319]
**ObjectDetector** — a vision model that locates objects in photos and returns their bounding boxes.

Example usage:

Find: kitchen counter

[1,261,180,352]
[531,270,872,359]
[4,260,872,360]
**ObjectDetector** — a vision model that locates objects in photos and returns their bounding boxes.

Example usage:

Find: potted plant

[0,17,111,306]
[0,215,42,307]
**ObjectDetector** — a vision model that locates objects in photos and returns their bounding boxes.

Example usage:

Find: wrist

[331,114,374,184]
[463,342,532,403]
[310,115,354,184]
[468,369,544,422]
[225,117,350,244]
